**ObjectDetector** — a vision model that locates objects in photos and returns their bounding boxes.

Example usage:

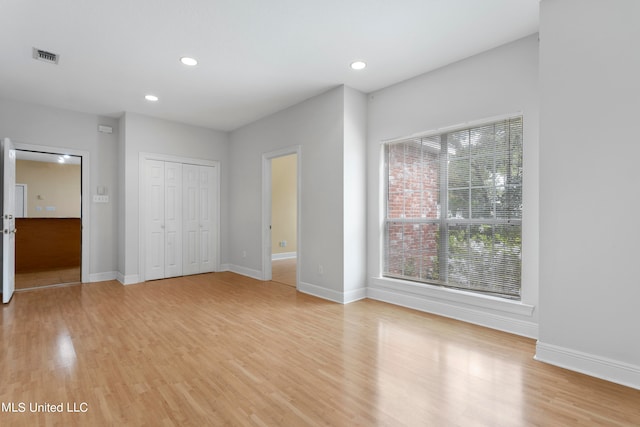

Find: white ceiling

[16,150,82,165]
[0,0,539,132]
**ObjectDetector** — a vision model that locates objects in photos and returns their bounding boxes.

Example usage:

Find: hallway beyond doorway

[271,257,296,287]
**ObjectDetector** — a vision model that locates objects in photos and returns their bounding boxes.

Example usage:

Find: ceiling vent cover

[32,48,59,64]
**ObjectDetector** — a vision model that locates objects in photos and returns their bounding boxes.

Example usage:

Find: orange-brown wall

[15,218,81,272]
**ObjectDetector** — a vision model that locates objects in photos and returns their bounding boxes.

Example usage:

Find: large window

[383,116,523,299]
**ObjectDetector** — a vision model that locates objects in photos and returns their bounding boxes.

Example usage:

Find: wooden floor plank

[271,258,296,287]
[1,272,639,426]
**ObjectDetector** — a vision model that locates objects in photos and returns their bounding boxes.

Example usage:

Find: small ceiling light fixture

[180,56,198,66]
[350,60,367,70]
[57,156,65,163]
[145,94,159,102]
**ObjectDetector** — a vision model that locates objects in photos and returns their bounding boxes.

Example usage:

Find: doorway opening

[262,147,301,288]
[14,150,82,290]
[271,154,297,287]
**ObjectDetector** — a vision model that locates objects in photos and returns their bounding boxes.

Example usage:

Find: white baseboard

[297,281,366,304]
[227,264,263,281]
[272,252,297,261]
[299,281,344,303]
[367,278,538,338]
[344,287,367,303]
[89,271,117,282]
[535,341,640,390]
[116,272,140,286]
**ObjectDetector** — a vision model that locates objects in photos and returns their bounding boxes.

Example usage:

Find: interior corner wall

[0,97,119,279]
[117,114,127,281]
[537,0,640,389]
[119,112,229,284]
[343,86,368,302]
[366,34,540,337]
[229,86,347,301]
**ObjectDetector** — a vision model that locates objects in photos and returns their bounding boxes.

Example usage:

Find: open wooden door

[1,138,16,303]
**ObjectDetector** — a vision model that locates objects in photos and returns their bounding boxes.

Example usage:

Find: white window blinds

[383,116,523,299]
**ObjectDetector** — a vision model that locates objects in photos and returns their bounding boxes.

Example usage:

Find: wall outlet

[242,250,247,258]
[318,264,323,275]
[279,240,287,247]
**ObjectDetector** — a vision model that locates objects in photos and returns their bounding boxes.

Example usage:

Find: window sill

[369,276,535,318]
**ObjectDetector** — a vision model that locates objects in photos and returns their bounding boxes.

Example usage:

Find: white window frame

[382,115,523,300]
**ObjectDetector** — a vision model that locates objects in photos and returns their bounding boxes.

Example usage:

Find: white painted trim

[299,281,344,303]
[15,183,27,217]
[296,281,366,304]
[117,272,140,285]
[14,142,91,284]
[370,277,535,317]
[381,111,524,145]
[535,341,640,391]
[344,287,367,304]
[89,271,117,282]
[138,152,221,282]
[272,252,297,260]
[139,152,220,168]
[368,279,538,338]
[261,146,302,287]
[227,264,263,281]
[220,263,231,272]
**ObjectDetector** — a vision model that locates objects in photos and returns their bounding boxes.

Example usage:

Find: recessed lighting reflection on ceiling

[350,61,367,70]
[180,57,198,66]
[145,94,159,102]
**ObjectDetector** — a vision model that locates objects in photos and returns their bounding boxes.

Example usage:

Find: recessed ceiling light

[145,94,159,102]
[180,57,198,66]
[350,61,367,70]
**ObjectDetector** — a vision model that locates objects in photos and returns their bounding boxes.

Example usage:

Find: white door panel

[145,159,217,281]
[183,164,200,275]
[145,160,165,281]
[164,162,182,278]
[2,138,16,303]
[201,165,217,273]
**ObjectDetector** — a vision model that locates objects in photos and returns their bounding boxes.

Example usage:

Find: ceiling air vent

[32,48,59,64]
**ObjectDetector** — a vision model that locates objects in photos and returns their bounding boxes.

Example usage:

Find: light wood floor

[271,258,296,287]
[1,272,639,426]
[15,266,81,290]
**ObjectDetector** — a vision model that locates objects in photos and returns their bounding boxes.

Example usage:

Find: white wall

[366,34,540,338]
[343,86,368,301]
[229,86,358,301]
[536,0,640,389]
[118,112,229,283]
[0,98,118,279]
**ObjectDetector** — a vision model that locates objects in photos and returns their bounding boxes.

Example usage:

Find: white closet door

[145,160,165,281]
[164,162,183,278]
[183,164,200,275]
[198,165,216,273]
[182,164,217,275]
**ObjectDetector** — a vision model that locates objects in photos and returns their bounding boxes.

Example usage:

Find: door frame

[2,138,16,303]
[14,142,90,283]
[261,146,301,286]
[15,184,27,218]
[138,152,220,282]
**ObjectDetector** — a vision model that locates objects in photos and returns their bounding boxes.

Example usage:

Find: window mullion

[439,134,448,282]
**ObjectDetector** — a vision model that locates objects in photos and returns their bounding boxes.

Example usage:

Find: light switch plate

[93,195,109,203]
